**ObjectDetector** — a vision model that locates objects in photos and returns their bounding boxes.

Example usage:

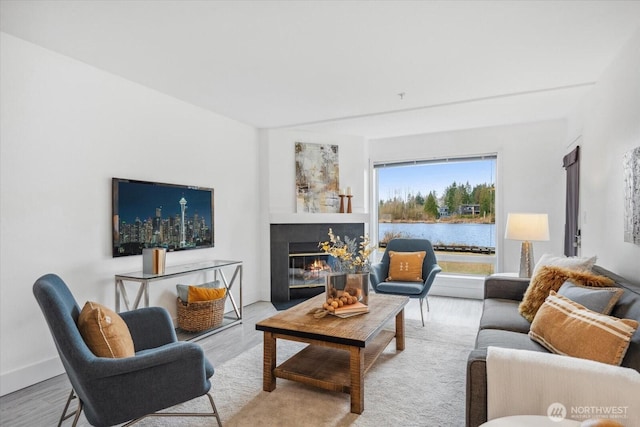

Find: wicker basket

[177,296,225,332]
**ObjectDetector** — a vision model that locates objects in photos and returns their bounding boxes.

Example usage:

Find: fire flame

[308,259,330,272]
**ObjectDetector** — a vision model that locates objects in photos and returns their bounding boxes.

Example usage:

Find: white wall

[0,33,261,395]
[568,28,640,281]
[369,120,569,278]
[263,129,368,216]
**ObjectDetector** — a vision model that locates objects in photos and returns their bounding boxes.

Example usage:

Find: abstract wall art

[295,142,340,213]
[623,146,640,245]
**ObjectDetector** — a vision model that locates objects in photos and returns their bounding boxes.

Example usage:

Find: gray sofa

[466,265,640,427]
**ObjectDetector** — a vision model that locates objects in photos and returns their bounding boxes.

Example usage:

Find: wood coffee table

[255,293,409,414]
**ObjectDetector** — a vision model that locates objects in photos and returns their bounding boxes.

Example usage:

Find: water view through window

[375,156,497,275]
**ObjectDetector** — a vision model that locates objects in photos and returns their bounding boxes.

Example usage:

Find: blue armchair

[32,274,222,427]
[370,239,442,326]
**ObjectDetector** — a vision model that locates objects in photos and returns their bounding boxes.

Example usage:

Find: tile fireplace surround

[270,222,365,302]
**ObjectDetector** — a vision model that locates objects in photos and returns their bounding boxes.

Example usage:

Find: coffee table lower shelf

[274,329,396,394]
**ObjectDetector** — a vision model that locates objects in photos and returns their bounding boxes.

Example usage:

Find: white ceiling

[2,0,640,139]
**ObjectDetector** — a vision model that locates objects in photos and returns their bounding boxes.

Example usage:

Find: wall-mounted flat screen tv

[112,178,214,257]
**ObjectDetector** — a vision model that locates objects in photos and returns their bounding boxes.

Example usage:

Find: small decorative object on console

[142,247,166,274]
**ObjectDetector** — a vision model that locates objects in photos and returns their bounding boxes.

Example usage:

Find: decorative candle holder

[346,195,353,214]
[339,194,345,213]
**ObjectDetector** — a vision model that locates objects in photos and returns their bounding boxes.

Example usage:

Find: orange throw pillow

[187,286,226,303]
[530,292,638,366]
[386,251,426,282]
[78,301,135,358]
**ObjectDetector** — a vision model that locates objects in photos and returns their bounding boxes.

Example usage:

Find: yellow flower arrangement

[319,228,374,273]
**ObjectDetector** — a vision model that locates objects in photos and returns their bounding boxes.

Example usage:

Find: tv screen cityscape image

[112,178,214,257]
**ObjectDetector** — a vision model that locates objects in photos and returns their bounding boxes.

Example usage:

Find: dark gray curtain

[563,146,580,256]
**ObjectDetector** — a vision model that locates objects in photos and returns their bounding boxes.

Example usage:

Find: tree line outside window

[378,181,495,222]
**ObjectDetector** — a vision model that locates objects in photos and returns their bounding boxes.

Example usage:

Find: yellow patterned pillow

[386,251,426,282]
[529,292,638,366]
[78,301,135,358]
[187,286,226,303]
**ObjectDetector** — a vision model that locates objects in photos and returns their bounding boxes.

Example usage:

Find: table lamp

[505,213,550,278]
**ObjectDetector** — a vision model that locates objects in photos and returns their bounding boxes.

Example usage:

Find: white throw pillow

[531,254,597,278]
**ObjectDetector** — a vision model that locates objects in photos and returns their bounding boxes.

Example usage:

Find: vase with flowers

[319,228,374,304]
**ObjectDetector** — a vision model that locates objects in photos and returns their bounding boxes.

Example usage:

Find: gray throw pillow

[556,281,623,315]
[176,280,220,302]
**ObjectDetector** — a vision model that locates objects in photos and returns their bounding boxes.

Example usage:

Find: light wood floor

[0,295,482,426]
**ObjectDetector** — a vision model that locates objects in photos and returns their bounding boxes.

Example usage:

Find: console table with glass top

[115,260,243,331]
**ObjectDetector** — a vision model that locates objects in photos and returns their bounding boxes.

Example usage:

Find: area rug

[139,320,477,427]
[271,298,307,311]
[273,287,325,311]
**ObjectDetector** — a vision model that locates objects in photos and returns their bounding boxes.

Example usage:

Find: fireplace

[288,242,334,290]
[270,222,365,302]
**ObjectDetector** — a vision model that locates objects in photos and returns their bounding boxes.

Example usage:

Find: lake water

[379,222,496,247]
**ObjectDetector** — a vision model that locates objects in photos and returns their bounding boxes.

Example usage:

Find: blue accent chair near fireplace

[32,273,222,427]
[369,239,442,326]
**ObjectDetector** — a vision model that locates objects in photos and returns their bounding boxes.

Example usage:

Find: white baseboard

[429,274,484,299]
[1,356,65,397]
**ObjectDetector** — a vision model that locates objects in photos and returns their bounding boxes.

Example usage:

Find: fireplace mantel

[270,213,369,224]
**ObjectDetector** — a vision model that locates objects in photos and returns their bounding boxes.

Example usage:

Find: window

[374,155,497,275]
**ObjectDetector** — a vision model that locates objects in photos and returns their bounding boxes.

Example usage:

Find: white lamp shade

[505,213,550,241]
